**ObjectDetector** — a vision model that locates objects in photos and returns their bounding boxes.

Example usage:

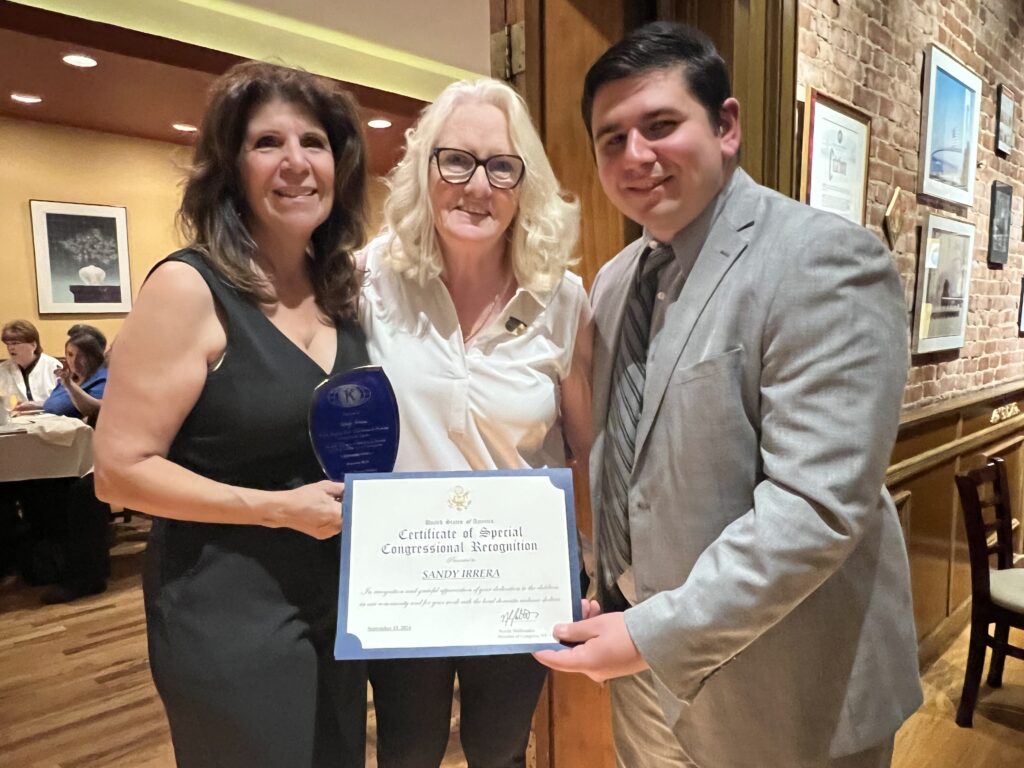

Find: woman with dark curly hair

[42,331,107,420]
[94,61,370,767]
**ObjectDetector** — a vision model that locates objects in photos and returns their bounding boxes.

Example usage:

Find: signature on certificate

[500,607,540,628]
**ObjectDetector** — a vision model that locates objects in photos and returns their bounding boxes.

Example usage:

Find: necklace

[462,273,513,345]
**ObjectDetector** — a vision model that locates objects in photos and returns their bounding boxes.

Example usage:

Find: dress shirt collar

[643,169,741,268]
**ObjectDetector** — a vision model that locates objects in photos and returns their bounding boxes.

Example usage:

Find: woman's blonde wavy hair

[381,78,579,292]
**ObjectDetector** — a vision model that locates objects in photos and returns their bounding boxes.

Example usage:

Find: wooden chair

[953,457,1024,727]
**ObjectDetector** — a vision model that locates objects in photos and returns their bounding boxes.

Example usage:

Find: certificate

[334,468,582,659]
[800,88,871,225]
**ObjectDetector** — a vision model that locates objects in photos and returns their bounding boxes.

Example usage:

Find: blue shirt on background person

[43,366,107,418]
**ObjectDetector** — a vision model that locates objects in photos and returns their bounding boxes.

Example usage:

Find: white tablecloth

[0,413,94,482]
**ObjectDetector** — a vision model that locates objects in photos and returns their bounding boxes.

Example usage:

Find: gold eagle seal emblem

[447,485,471,511]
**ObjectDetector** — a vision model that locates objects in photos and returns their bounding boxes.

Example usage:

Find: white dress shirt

[0,352,60,403]
[360,236,586,472]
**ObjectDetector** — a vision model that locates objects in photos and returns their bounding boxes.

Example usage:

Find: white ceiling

[10,0,492,100]
[239,0,491,74]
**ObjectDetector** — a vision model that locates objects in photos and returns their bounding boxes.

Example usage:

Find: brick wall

[798,0,1024,409]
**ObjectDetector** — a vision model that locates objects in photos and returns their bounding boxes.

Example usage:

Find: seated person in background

[0,318,60,574]
[37,325,113,602]
[43,331,107,420]
[39,472,111,604]
[1,320,60,409]
[13,331,109,586]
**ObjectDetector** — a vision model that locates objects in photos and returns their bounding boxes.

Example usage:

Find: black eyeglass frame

[431,147,526,189]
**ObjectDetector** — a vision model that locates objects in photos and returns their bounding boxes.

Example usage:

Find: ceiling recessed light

[11,92,42,104]
[63,53,98,68]
[367,118,392,129]
[172,123,198,133]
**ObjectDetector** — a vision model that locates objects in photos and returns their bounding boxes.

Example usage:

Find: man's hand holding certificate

[335,469,582,659]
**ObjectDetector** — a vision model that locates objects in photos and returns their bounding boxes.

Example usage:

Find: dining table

[0,412,94,483]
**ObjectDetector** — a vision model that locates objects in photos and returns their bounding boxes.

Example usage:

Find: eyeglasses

[432,147,525,189]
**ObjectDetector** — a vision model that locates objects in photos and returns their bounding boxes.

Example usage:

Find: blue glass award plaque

[309,366,399,480]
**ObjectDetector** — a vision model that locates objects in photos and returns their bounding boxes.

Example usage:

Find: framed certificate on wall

[800,88,871,226]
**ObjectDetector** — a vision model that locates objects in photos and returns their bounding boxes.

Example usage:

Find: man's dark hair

[581,21,732,137]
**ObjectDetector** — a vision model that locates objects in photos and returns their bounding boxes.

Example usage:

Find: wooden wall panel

[542,0,627,293]
[893,464,957,640]
[536,3,627,766]
[890,417,959,466]
[657,0,796,193]
[890,383,1024,645]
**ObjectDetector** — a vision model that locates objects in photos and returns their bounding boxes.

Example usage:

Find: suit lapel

[633,172,759,457]
[592,239,646,431]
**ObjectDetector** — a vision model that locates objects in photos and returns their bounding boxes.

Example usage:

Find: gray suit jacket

[590,170,922,767]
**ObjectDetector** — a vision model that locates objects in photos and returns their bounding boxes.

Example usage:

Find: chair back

[955,457,1016,602]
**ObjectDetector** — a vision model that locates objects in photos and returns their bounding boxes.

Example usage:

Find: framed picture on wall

[30,200,132,314]
[1018,278,1024,335]
[913,213,975,354]
[996,84,1015,157]
[883,186,904,250]
[988,181,1013,266]
[800,88,871,225]
[917,44,982,207]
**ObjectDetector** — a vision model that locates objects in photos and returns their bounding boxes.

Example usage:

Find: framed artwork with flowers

[30,200,132,314]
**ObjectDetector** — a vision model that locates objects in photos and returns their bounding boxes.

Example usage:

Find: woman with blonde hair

[360,77,591,767]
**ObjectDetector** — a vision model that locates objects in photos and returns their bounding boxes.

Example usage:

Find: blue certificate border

[335,468,582,660]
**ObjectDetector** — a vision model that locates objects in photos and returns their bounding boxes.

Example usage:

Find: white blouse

[0,353,60,403]
[360,236,586,472]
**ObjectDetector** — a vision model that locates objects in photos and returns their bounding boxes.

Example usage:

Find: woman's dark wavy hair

[67,323,107,352]
[581,21,731,136]
[66,332,106,381]
[178,60,367,321]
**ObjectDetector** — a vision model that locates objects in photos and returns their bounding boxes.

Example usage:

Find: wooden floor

[894,626,1024,768]
[0,519,466,768]
[0,520,173,768]
[1,523,1021,767]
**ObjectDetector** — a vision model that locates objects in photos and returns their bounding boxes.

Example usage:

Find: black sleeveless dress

[142,249,368,767]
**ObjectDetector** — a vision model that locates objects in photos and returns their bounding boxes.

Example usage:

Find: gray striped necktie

[598,241,674,606]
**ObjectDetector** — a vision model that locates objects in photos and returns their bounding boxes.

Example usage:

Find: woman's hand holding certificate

[334,468,582,659]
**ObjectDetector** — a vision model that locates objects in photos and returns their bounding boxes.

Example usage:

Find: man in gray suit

[536,22,922,768]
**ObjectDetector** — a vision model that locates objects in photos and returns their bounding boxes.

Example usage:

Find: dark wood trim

[888,413,1024,485]
[763,0,797,195]
[497,0,544,134]
[654,0,796,195]
[900,377,1024,428]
